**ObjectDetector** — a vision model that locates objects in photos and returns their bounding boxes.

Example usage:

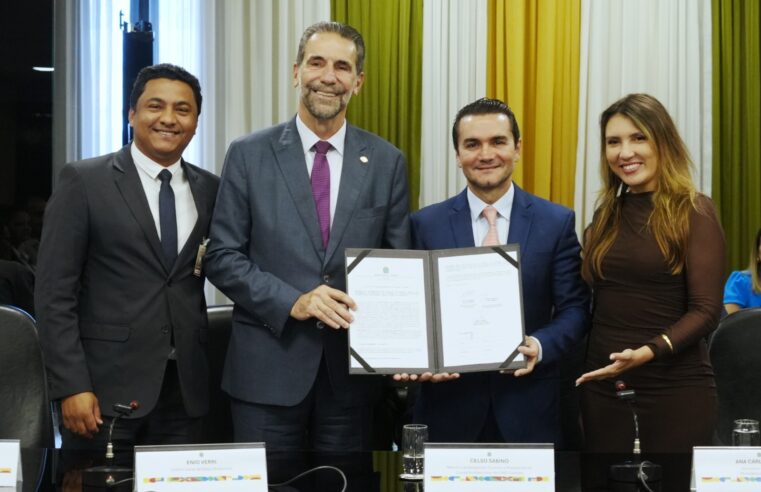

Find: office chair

[0,305,53,491]
[199,304,234,443]
[709,307,761,444]
[0,305,53,448]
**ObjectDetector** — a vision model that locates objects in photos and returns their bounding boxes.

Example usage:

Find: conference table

[15,447,697,491]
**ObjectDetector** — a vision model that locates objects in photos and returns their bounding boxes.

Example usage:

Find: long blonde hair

[582,94,698,282]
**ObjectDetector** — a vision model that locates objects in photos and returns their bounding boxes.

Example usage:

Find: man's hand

[61,392,103,438]
[290,285,357,329]
[419,372,460,383]
[392,372,459,383]
[512,337,540,377]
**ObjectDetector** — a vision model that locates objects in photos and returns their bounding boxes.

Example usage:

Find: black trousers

[230,356,377,491]
[230,355,373,452]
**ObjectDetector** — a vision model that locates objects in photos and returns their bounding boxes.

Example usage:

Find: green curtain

[713,0,761,271]
[331,0,424,211]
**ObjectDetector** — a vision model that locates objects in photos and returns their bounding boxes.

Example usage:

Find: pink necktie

[311,141,332,248]
[481,205,500,246]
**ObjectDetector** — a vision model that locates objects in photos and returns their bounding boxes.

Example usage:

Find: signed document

[346,246,526,375]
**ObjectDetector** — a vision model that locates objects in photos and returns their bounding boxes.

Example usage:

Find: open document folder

[345,246,526,375]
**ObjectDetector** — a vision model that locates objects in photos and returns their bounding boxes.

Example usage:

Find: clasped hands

[392,336,540,382]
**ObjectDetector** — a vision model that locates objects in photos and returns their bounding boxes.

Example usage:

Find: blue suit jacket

[204,118,410,408]
[411,185,589,443]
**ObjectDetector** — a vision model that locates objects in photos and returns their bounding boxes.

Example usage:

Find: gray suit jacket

[35,145,219,418]
[205,117,410,407]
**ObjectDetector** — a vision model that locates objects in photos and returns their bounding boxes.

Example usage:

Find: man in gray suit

[36,64,219,449]
[205,21,410,451]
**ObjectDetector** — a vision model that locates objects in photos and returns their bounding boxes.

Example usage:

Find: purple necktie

[311,141,332,248]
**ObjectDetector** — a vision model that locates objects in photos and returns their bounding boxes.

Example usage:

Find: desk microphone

[615,380,641,459]
[105,401,139,460]
[608,381,661,492]
[84,400,139,491]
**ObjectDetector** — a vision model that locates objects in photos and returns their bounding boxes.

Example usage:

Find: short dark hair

[296,21,366,73]
[129,63,203,115]
[452,98,520,150]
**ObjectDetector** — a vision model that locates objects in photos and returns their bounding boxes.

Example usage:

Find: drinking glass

[400,424,428,480]
[732,419,761,446]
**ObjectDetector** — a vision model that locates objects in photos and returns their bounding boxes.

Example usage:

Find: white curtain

[208,1,329,303]
[154,0,208,171]
[419,0,487,209]
[76,0,132,160]
[52,0,79,182]
[212,0,329,174]
[574,0,713,234]
[61,0,329,304]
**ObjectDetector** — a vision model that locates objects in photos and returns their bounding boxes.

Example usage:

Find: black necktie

[158,169,178,265]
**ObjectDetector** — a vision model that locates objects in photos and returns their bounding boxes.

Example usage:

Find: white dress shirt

[295,115,346,226]
[467,184,514,246]
[466,183,542,362]
[131,143,198,254]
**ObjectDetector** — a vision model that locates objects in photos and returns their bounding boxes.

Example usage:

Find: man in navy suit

[205,22,410,452]
[409,98,589,444]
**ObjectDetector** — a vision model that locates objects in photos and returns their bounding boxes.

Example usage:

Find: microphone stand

[609,382,662,492]
[83,403,137,491]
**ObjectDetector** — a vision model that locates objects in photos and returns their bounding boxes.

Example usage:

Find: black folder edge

[499,345,523,369]
[346,249,371,274]
[349,348,376,373]
[491,246,523,370]
[345,246,525,375]
[346,249,374,373]
[345,248,436,375]
[432,244,527,374]
[491,245,519,269]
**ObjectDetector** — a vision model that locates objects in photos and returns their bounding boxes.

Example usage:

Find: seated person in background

[5,207,39,270]
[0,258,34,315]
[724,227,761,314]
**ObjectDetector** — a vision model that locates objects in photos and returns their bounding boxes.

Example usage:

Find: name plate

[134,443,267,492]
[0,440,21,486]
[424,443,554,491]
[694,446,761,491]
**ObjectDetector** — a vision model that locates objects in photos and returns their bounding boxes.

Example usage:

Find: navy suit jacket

[205,117,410,408]
[411,185,589,443]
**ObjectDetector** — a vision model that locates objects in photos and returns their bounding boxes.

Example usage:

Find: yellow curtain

[332,0,424,211]
[486,0,581,207]
[712,0,761,271]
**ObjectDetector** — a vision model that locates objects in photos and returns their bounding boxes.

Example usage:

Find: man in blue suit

[410,98,589,444]
[204,22,410,452]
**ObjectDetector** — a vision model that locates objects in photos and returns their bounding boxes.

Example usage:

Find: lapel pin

[359,156,368,164]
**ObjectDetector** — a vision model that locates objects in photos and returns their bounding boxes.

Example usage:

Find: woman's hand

[575,346,654,386]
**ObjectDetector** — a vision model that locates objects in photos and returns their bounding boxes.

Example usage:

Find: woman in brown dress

[577,94,725,490]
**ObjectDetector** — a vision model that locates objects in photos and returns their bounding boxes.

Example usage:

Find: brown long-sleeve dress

[581,192,725,489]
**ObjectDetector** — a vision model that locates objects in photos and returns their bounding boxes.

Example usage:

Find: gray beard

[302,86,348,121]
